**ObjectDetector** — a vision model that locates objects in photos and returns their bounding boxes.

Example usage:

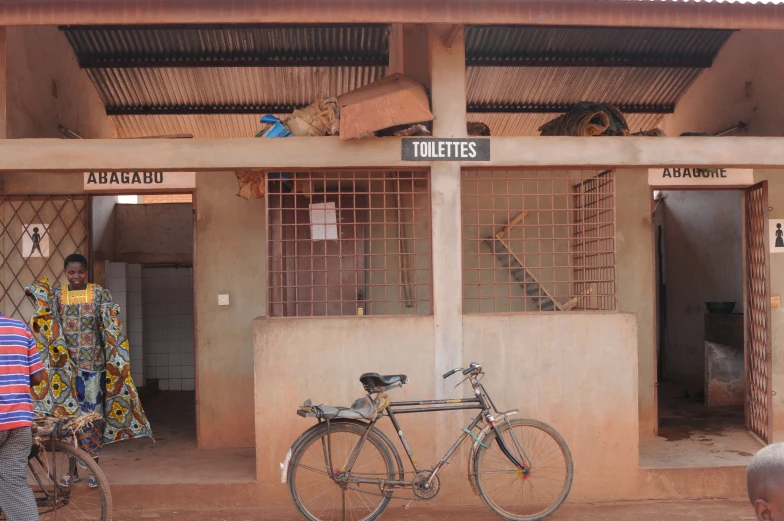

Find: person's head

[63,253,88,290]
[748,443,784,520]
[33,227,39,233]
[778,224,782,230]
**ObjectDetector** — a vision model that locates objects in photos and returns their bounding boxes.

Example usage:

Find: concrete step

[109,466,747,511]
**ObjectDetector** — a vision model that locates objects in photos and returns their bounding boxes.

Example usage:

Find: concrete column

[0,27,7,139]
[388,24,404,75]
[429,25,467,403]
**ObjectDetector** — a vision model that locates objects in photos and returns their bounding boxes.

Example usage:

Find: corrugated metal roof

[466,26,733,67]
[463,25,729,134]
[466,66,703,113]
[61,24,731,137]
[62,24,389,67]
[470,112,665,137]
[62,24,389,118]
[88,66,386,115]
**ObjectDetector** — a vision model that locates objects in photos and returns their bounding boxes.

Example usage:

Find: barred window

[267,171,432,317]
[461,169,617,313]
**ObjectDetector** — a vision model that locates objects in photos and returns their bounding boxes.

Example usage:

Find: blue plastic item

[260,115,292,138]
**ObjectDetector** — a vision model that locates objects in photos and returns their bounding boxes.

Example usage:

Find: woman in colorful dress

[26,253,152,485]
[54,254,111,466]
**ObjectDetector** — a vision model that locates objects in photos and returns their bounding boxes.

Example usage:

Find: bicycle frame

[327,372,530,490]
[28,438,63,512]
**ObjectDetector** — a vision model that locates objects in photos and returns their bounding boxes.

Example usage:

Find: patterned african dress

[53,284,109,458]
[25,278,152,459]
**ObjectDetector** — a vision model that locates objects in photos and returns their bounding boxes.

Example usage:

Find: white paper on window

[310,202,338,240]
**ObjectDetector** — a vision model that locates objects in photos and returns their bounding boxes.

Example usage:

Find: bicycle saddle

[359,373,408,392]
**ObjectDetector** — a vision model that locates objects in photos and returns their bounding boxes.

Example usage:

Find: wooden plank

[4,137,784,172]
[561,288,594,311]
[495,211,529,240]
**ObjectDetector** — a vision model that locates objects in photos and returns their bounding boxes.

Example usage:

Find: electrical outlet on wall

[218,294,230,306]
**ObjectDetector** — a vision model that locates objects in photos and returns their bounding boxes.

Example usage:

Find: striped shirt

[0,314,44,431]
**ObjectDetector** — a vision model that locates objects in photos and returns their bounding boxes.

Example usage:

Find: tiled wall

[142,267,195,391]
[105,261,144,385]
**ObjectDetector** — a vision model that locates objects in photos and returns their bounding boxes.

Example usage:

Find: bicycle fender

[281,418,404,483]
[466,411,520,496]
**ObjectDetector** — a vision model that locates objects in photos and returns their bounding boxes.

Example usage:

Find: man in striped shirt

[0,313,44,521]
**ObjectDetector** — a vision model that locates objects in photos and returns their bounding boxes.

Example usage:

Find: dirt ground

[115,500,756,521]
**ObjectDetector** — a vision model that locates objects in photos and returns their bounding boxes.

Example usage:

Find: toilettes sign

[84,171,195,192]
[401,138,490,161]
[648,168,753,188]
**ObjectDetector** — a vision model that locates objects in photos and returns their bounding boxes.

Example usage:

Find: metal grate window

[267,171,432,317]
[0,196,90,321]
[461,169,617,313]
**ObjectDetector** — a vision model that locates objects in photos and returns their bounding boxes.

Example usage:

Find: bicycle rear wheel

[28,441,112,521]
[288,422,395,521]
[473,418,573,521]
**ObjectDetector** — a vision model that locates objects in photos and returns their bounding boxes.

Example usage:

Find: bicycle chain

[342,470,433,502]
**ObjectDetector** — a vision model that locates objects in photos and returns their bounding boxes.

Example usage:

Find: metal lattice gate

[744,182,773,443]
[0,196,90,321]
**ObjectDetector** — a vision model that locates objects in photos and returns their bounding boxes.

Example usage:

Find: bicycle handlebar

[463,362,481,375]
[443,363,482,379]
[442,368,459,379]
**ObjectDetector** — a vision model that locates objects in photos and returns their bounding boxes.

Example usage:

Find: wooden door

[744,181,773,443]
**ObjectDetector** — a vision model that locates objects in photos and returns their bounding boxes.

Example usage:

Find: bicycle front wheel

[29,441,112,521]
[288,422,395,521]
[473,418,573,521]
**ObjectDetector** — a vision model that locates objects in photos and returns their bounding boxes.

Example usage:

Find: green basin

[705,301,736,314]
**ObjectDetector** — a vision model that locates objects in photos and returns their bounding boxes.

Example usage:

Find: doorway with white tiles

[94,192,214,483]
[141,266,195,394]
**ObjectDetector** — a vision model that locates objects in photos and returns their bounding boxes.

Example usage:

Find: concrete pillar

[402,24,430,88]
[429,24,466,403]
[0,27,6,139]
[388,24,404,75]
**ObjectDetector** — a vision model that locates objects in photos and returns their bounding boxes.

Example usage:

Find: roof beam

[2,136,784,172]
[107,103,675,116]
[78,56,389,69]
[466,56,714,69]
[106,105,301,116]
[3,1,784,30]
[467,104,675,114]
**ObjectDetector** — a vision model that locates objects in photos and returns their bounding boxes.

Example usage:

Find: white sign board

[771,219,784,253]
[309,202,338,241]
[648,168,754,188]
[22,223,49,258]
[83,171,195,192]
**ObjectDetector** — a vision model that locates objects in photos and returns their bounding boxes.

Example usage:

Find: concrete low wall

[254,315,437,504]
[463,313,640,500]
[254,312,640,504]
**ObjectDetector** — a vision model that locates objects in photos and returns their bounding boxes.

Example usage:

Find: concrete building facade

[2,0,784,513]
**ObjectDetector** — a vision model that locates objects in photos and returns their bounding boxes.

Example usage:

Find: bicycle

[284,362,573,521]
[0,413,112,521]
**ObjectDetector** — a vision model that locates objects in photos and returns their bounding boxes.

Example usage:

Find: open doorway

[89,192,223,482]
[643,184,771,468]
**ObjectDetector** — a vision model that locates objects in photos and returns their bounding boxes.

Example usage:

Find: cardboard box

[338,73,434,140]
